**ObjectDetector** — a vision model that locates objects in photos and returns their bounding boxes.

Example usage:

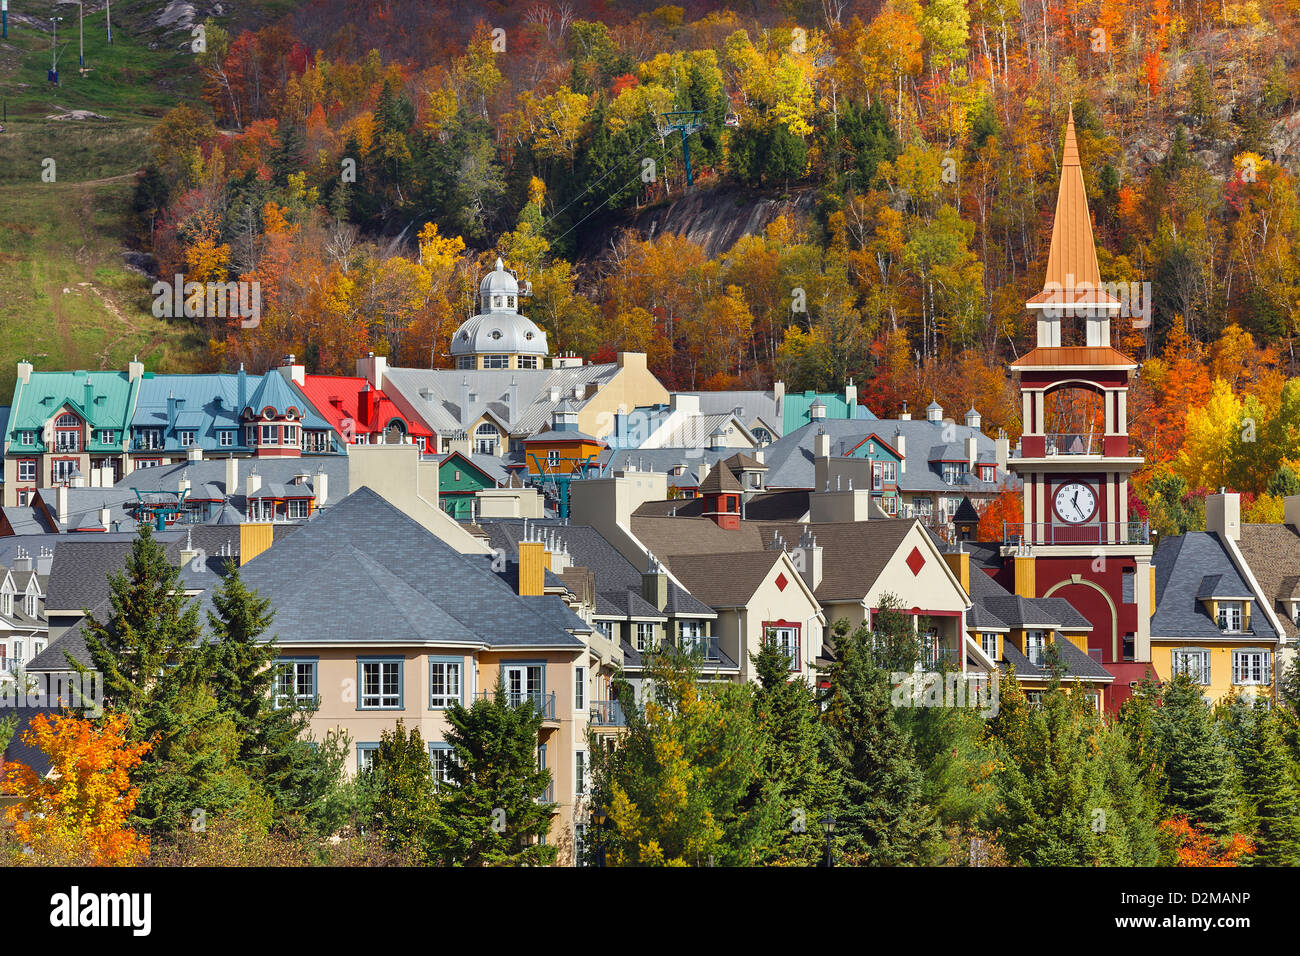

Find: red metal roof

[298,374,433,442]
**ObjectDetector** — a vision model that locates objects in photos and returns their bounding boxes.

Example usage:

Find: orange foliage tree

[1159,817,1254,867]
[4,713,151,866]
[976,485,1024,541]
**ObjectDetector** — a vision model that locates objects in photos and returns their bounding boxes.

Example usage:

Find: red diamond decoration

[905,546,926,576]
[775,572,789,591]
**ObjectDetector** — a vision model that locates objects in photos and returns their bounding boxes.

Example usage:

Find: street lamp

[821,815,836,867]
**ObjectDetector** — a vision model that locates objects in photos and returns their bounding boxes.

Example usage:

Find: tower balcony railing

[1002,521,1149,547]
[1043,433,1096,455]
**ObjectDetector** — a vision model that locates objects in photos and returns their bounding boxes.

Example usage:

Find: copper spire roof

[1027,105,1119,308]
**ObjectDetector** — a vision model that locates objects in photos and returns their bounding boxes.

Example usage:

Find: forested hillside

[8,0,1300,530]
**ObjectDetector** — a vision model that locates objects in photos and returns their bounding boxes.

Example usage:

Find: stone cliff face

[577,183,816,262]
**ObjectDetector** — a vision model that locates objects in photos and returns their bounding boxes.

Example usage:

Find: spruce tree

[1235,707,1300,865]
[821,610,937,864]
[752,637,842,862]
[1152,675,1241,836]
[429,677,557,866]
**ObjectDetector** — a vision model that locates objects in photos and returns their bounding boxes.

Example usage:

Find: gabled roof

[8,370,140,434]
[1001,639,1114,682]
[698,462,743,495]
[1234,522,1300,640]
[661,551,791,608]
[297,374,433,441]
[243,371,307,419]
[1152,533,1278,641]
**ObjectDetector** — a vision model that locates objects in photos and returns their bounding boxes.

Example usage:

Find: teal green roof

[782,390,873,433]
[6,371,141,451]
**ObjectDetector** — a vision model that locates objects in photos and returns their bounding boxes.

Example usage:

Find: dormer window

[1,591,12,616]
[179,431,195,447]
[20,432,34,446]
[24,593,37,617]
[942,462,966,485]
[1217,601,1244,633]
[980,465,996,482]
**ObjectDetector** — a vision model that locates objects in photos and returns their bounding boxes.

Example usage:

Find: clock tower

[1004,106,1154,709]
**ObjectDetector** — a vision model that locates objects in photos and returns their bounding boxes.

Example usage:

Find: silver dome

[451,257,548,359]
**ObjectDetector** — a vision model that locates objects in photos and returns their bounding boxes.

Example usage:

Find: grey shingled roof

[236,488,582,649]
[1153,533,1278,641]
[1001,639,1114,681]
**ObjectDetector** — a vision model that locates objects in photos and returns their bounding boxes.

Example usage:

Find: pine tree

[1153,675,1241,837]
[752,638,842,862]
[429,677,557,866]
[1233,706,1300,865]
[821,610,937,864]
[362,720,438,864]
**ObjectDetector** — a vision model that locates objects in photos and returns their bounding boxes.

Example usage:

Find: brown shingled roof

[1009,346,1137,369]
[698,462,743,495]
[665,551,789,607]
[1236,522,1300,639]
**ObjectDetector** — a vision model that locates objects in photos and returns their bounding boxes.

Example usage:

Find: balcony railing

[676,635,721,660]
[589,700,627,727]
[476,689,557,721]
[1044,433,1097,455]
[537,780,555,805]
[919,646,961,669]
[1002,521,1149,546]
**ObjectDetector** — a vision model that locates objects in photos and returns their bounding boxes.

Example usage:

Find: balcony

[53,437,81,453]
[537,781,555,805]
[675,635,721,660]
[476,689,557,722]
[133,434,165,451]
[1002,521,1149,547]
[589,700,627,727]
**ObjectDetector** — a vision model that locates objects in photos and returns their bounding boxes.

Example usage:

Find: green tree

[752,637,841,862]
[429,678,557,866]
[362,720,438,864]
[1151,675,1241,836]
[593,650,778,866]
[1226,702,1300,865]
[821,604,937,864]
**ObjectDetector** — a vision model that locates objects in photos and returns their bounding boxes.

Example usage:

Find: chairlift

[724,111,740,128]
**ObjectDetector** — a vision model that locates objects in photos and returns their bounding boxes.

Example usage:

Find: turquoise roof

[781,389,874,433]
[6,370,140,454]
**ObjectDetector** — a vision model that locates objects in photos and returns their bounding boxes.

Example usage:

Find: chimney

[814,429,831,459]
[508,377,519,422]
[12,550,32,573]
[57,484,69,528]
[357,352,386,391]
[899,402,911,421]
[773,380,785,408]
[1285,496,1300,533]
[360,382,375,426]
[996,429,1009,471]
[128,355,144,381]
[166,392,179,429]
[179,473,191,496]
[793,540,823,592]
[279,354,305,386]
[518,539,546,596]
[845,379,857,410]
[36,547,53,576]
[237,364,248,413]
[460,380,472,427]
[246,471,262,497]
[99,506,111,530]
[942,546,971,593]
[313,471,328,507]
[642,557,668,612]
[225,456,239,497]
[17,360,33,385]
[1205,490,1241,542]
[180,528,200,569]
[84,376,94,413]
[966,435,978,469]
[895,429,907,473]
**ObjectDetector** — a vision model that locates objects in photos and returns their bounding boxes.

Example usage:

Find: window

[1026,631,1046,666]
[56,413,78,427]
[547,450,560,465]
[136,427,163,450]
[942,462,966,485]
[97,430,116,445]
[286,499,310,519]
[1233,650,1271,686]
[135,459,162,470]
[0,592,11,616]
[20,431,34,446]
[574,665,586,711]
[518,356,538,369]
[1171,648,1211,685]
[981,632,999,661]
[635,622,654,652]
[913,497,933,517]
[18,460,36,482]
[429,658,462,708]
[52,459,78,482]
[24,593,36,617]
[457,357,475,370]
[594,620,613,640]
[179,430,195,447]
[357,744,380,772]
[13,640,24,662]
[359,659,403,709]
[575,823,588,866]
[260,424,277,445]
[474,423,498,455]
[273,659,317,709]
[1217,601,1244,632]
[1026,691,1044,708]
[219,431,234,447]
[33,640,45,657]
[283,424,299,446]
[765,624,800,671]
[980,465,996,482]
[575,750,589,796]
[483,355,510,369]
[244,425,256,446]
[429,744,456,789]
[873,461,883,491]
[881,461,897,483]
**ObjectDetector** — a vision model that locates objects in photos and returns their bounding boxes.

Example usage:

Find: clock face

[1054,482,1096,524]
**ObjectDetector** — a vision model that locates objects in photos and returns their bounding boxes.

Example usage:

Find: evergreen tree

[429,678,556,866]
[1231,704,1300,865]
[591,649,779,866]
[751,637,842,862]
[821,608,937,864]
[1152,675,1241,836]
[362,720,438,864]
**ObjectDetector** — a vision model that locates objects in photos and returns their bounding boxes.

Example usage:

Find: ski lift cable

[539,125,665,232]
